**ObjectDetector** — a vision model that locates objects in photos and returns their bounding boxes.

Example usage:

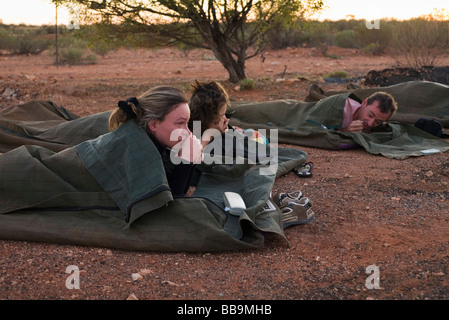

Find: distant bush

[11,35,50,54]
[0,28,13,50]
[51,36,97,65]
[90,40,114,57]
[361,42,383,55]
[353,20,394,55]
[85,53,98,64]
[60,47,85,64]
[327,70,348,78]
[0,27,50,54]
[264,21,306,49]
[334,30,358,48]
[392,17,449,68]
[297,20,334,48]
[239,78,257,90]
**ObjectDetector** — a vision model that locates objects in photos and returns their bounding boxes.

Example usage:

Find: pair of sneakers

[272,190,315,228]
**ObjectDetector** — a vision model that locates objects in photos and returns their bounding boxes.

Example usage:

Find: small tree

[54,0,323,83]
[392,13,449,68]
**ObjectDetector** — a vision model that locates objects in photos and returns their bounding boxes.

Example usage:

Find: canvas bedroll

[0,119,307,252]
[228,81,449,159]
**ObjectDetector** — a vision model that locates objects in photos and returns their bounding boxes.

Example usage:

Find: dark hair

[366,92,398,119]
[188,80,230,135]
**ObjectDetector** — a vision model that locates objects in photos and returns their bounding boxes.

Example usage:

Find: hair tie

[117,97,138,118]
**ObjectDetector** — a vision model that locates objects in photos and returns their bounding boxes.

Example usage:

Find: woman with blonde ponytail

[106,86,203,196]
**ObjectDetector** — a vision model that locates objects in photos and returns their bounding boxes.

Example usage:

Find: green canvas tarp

[0,118,307,252]
[0,100,110,153]
[228,81,449,159]
[2,80,448,159]
[1,80,448,251]
[305,80,449,127]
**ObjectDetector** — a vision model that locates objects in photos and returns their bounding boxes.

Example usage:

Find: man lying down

[338,92,397,133]
[227,81,449,159]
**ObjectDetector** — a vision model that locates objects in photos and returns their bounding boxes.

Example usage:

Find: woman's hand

[173,130,204,164]
[210,115,229,134]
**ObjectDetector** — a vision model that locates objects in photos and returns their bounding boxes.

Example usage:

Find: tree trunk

[218,53,246,83]
[208,31,246,83]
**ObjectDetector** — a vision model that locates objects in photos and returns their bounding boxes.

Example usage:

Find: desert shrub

[239,78,257,90]
[392,17,449,68]
[85,53,98,64]
[60,47,85,64]
[334,30,357,48]
[327,70,348,78]
[298,20,334,48]
[54,36,100,65]
[0,27,50,54]
[353,20,394,54]
[324,53,341,59]
[11,35,50,54]
[0,28,13,50]
[90,40,114,57]
[264,20,335,49]
[264,22,305,49]
[361,42,383,55]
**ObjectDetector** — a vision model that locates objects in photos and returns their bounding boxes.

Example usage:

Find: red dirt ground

[1,46,448,301]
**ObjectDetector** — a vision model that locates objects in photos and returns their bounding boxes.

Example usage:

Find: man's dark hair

[366,92,398,119]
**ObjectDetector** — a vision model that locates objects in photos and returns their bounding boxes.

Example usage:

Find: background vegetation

[1,15,448,69]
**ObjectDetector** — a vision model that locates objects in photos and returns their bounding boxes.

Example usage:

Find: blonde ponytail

[109,86,188,132]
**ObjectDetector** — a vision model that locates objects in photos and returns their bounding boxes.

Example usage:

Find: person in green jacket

[108,85,203,196]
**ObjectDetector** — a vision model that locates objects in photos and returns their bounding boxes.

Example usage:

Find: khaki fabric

[304,81,449,127]
[228,81,449,159]
[0,119,307,252]
[0,100,110,153]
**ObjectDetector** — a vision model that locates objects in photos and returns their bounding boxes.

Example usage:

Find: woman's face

[148,103,191,148]
[209,104,229,134]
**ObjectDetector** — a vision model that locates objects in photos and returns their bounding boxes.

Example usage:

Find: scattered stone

[126,293,138,300]
[131,273,143,281]
[58,84,86,97]
[139,268,153,275]
[161,280,179,286]
[1,87,16,98]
